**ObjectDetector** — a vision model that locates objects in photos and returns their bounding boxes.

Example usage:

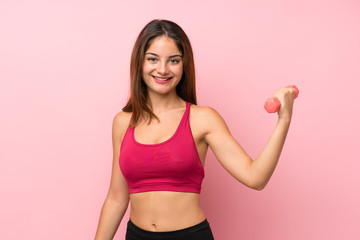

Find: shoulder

[190,104,228,134]
[190,104,224,122]
[113,111,132,126]
[112,111,132,139]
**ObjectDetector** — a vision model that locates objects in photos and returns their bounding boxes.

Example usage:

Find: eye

[169,59,180,64]
[147,57,158,63]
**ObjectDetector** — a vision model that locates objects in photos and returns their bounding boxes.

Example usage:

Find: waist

[129,191,206,232]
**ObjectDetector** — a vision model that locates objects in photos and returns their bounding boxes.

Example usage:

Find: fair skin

[95,36,296,239]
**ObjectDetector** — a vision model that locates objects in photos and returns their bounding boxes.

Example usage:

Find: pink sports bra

[119,102,204,194]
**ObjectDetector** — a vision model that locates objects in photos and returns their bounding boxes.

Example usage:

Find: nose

[157,61,170,75]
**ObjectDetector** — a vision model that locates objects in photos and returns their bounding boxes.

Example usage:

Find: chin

[147,85,176,95]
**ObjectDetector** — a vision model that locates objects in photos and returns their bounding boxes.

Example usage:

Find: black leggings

[125,219,215,240]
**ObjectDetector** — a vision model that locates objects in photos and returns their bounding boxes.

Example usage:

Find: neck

[147,90,184,113]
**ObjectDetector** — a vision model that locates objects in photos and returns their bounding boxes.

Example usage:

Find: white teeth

[153,76,171,81]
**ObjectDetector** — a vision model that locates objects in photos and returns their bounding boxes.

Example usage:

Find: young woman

[95,19,296,240]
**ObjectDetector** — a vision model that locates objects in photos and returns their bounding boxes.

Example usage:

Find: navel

[151,223,157,231]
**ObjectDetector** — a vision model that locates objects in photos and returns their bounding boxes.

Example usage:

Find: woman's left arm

[203,87,297,190]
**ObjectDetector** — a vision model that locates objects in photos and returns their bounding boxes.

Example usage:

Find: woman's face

[142,35,183,96]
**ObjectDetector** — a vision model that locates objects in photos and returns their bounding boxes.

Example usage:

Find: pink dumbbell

[264,85,299,113]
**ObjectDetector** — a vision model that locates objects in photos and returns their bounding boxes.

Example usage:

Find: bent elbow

[246,174,269,191]
[253,185,265,191]
[247,181,266,191]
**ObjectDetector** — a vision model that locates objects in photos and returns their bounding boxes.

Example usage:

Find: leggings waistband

[126,218,213,239]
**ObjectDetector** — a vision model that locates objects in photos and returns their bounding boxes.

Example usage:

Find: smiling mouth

[152,76,173,81]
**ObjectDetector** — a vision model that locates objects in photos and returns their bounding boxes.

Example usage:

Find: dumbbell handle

[264,85,299,113]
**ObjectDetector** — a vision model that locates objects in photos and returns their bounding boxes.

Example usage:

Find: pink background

[1,0,359,239]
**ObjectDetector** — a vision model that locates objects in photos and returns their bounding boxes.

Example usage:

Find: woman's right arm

[95,112,131,240]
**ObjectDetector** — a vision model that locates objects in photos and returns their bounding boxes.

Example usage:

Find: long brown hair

[122,19,197,127]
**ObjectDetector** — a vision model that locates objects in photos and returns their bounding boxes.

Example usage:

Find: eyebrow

[145,52,182,58]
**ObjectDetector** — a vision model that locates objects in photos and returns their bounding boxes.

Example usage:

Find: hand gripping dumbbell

[264,85,299,113]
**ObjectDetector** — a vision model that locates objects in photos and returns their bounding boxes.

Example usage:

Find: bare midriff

[129,191,206,232]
